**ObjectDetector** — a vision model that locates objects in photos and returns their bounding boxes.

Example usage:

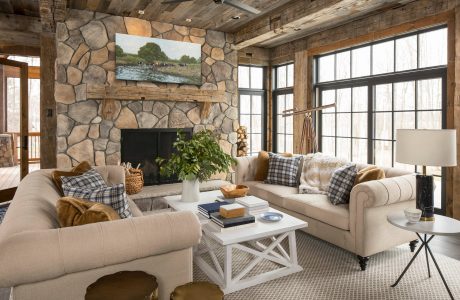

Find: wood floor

[0,163,40,190]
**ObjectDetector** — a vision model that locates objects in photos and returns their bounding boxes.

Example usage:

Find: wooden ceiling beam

[0,13,41,33]
[0,1,14,14]
[0,45,40,56]
[233,0,412,50]
[0,13,41,55]
[0,29,40,47]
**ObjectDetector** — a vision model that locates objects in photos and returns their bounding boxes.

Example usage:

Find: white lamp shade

[396,129,457,167]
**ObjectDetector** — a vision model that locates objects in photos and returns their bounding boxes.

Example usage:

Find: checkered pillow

[328,164,357,205]
[61,169,107,190]
[62,184,132,219]
[265,153,302,187]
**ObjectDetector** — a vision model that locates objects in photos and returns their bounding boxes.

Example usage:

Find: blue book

[198,201,231,218]
[210,212,255,227]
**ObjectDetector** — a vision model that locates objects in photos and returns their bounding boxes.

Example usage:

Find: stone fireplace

[54,10,238,171]
[120,128,192,186]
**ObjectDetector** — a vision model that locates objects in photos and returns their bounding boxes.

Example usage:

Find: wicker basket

[125,168,144,195]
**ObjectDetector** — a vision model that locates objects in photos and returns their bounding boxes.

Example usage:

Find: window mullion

[368,84,374,164]
[391,82,395,167]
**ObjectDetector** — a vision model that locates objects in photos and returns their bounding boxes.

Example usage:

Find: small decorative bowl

[404,208,422,223]
[220,184,249,198]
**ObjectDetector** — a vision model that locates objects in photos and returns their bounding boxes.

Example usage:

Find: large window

[315,26,447,212]
[238,66,265,155]
[273,63,294,153]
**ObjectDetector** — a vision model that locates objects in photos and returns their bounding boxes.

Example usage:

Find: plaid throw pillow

[328,164,357,205]
[62,184,132,219]
[265,153,302,187]
[61,169,107,190]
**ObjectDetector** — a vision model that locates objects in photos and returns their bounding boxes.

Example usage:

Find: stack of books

[210,211,255,232]
[236,196,269,215]
[198,201,231,219]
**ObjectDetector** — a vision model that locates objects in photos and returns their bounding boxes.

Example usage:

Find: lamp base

[416,175,434,222]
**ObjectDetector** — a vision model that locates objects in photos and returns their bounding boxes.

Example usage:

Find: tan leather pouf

[85,271,158,300]
[170,282,224,300]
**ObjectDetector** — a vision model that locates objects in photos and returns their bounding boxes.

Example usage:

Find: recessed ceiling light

[231,16,241,20]
[185,18,192,22]
[138,10,145,15]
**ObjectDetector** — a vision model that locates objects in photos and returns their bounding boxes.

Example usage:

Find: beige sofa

[235,156,417,270]
[0,166,202,300]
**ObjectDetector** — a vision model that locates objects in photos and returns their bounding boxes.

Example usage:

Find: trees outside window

[273,63,294,153]
[238,66,265,155]
[315,26,447,212]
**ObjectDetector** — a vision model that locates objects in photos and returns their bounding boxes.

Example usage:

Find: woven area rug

[193,231,460,300]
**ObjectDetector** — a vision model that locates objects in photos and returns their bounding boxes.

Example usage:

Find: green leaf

[155,129,236,182]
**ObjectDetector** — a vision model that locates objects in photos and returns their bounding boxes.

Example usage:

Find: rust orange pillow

[51,161,92,196]
[354,165,385,186]
[254,151,293,181]
[56,197,120,227]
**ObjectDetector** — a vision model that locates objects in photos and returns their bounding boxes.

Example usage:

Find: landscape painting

[115,33,202,85]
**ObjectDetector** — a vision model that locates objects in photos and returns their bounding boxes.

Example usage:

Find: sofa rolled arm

[350,174,416,208]
[0,211,201,287]
[235,156,258,184]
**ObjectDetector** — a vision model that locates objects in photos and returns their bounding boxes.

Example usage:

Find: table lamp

[396,129,457,221]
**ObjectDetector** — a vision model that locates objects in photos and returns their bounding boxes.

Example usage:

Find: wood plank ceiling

[0,0,419,50]
[68,0,295,32]
[0,0,40,17]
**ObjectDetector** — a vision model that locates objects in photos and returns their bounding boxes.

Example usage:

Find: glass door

[0,58,29,197]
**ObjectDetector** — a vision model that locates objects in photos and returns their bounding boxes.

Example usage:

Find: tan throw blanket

[299,153,348,194]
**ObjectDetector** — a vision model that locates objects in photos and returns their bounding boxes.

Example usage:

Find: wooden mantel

[86,84,226,103]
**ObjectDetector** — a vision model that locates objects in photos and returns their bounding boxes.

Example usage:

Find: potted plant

[156,130,236,202]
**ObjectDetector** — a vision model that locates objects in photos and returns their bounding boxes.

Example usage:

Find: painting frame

[115,33,202,86]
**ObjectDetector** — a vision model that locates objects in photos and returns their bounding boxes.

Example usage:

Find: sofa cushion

[354,165,385,185]
[265,153,302,187]
[63,183,133,219]
[254,151,293,181]
[328,164,357,205]
[61,169,107,190]
[56,197,120,227]
[284,194,350,230]
[245,181,298,207]
[51,161,92,195]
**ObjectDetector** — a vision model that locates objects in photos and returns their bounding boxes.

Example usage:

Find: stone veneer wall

[54,9,238,168]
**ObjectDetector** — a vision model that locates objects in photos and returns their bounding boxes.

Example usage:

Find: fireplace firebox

[120,128,193,186]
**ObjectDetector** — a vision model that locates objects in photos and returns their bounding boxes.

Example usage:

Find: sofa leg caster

[409,240,418,252]
[357,255,369,271]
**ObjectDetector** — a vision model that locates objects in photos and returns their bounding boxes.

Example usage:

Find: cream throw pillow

[299,153,348,194]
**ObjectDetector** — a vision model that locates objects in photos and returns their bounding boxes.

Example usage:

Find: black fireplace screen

[120,128,193,186]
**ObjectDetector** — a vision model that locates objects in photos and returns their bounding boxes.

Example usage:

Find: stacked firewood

[120,162,141,175]
[236,126,248,157]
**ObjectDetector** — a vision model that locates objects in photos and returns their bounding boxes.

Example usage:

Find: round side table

[387,212,460,300]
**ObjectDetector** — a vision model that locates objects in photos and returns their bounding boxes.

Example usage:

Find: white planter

[181,178,200,202]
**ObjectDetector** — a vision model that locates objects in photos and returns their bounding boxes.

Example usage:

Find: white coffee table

[387,212,460,300]
[164,190,307,294]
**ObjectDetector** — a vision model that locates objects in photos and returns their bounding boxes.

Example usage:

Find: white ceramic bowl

[404,208,422,223]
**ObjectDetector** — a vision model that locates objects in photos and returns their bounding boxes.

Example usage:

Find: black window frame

[272,62,294,153]
[238,65,267,155]
[314,25,448,215]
